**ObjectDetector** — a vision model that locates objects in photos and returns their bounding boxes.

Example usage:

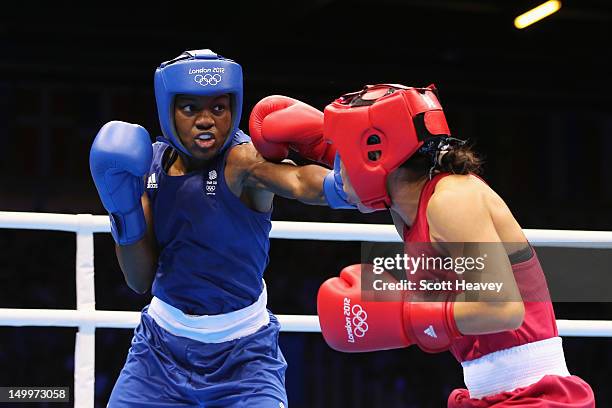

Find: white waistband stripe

[462,337,570,399]
[147,282,270,343]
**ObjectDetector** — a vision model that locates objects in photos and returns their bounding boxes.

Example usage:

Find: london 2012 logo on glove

[343,297,368,343]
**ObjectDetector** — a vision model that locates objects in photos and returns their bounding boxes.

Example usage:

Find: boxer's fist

[90,121,152,245]
[317,264,462,353]
[249,95,335,167]
[317,264,414,352]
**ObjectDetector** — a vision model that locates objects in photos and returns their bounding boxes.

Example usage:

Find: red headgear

[323,84,451,210]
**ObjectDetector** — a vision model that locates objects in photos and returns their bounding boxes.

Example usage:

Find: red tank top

[403,173,558,362]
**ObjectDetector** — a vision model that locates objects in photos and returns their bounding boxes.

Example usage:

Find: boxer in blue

[89,50,338,407]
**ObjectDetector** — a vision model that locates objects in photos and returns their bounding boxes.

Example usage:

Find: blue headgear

[154,49,243,156]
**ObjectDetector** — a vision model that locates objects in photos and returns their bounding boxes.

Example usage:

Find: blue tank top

[145,130,272,315]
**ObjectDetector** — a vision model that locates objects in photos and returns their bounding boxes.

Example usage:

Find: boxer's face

[174,94,232,161]
[339,160,377,213]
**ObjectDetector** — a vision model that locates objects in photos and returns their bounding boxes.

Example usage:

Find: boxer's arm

[427,188,525,334]
[390,209,407,238]
[229,142,328,205]
[249,161,329,205]
[115,191,158,294]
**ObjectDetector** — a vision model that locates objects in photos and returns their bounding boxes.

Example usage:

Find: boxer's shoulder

[226,142,264,177]
[224,142,274,211]
[427,179,490,241]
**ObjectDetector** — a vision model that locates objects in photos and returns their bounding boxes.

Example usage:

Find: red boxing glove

[249,95,335,167]
[317,264,461,353]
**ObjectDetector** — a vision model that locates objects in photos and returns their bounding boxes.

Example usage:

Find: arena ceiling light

[514,0,562,29]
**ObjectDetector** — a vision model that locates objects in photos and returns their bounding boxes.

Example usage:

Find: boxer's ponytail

[399,139,483,181]
[438,143,483,176]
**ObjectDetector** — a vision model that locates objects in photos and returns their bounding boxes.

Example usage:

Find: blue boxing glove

[323,154,357,209]
[89,121,153,245]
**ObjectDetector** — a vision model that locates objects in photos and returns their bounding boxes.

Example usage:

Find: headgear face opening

[323,84,451,210]
[154,49,243,156]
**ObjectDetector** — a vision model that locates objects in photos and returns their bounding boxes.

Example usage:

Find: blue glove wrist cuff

[323,171,356,210]
[109,207,146,246]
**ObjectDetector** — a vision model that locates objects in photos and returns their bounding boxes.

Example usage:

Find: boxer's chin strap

[404,295,462,353]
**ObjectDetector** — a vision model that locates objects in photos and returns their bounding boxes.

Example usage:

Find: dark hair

[400,140,483,181]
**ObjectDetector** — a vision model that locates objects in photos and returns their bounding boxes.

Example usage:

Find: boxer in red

[250,85,595,407]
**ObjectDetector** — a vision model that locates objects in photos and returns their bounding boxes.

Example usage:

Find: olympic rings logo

[194,73,222,87]
[351,304,368,338]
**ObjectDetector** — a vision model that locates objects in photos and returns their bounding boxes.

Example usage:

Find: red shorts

[448,375,594,407]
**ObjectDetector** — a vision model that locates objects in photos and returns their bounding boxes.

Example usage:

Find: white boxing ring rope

[1,211,612,407]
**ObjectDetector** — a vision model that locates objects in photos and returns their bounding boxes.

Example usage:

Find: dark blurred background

[1,0,611,406]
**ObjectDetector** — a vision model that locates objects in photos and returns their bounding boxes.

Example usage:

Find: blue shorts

[107,307,288,407]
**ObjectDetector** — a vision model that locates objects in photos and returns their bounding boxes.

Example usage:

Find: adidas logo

[147,173,158,189]
[424,325,437,338]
